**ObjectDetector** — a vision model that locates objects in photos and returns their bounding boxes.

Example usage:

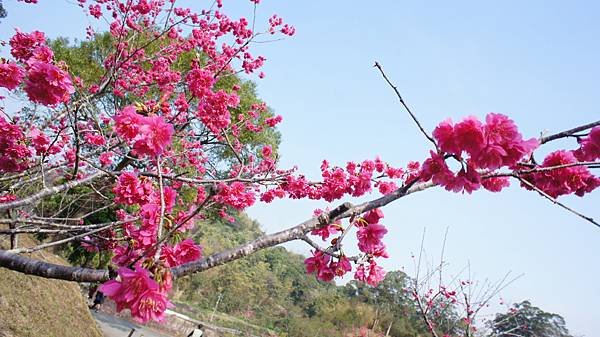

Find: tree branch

[539,119,600,144]
[0,180,435,282]
[516,175,599,228]
[0,249,109,282]
[0,171,107,212]
[374,61,438,149]
[6,221,125,254]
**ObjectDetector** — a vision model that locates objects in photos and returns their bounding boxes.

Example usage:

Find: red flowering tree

[0,0,598,327]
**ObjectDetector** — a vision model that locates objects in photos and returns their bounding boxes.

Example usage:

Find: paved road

[92,311,174,337]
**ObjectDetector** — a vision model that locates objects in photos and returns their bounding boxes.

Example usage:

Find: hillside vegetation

[172,212,435,337]
[0,235,103,337]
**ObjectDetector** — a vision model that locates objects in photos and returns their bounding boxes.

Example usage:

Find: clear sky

[2,1,599,335]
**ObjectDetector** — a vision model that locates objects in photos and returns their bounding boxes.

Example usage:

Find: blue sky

[2,1,599,335]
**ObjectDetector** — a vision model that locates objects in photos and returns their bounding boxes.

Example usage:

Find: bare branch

[540,119,600,144]
[299,235,360,262]
[516,175,599,228]
[373,61,438,149]
[0,249,108,282]
[6,220,124,254]
[153,157,167,261]
[0,171,108,212]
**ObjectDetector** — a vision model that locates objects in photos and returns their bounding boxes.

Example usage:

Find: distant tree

[0,1,6,19]
[344,271,437,336]
[489,300,573,337]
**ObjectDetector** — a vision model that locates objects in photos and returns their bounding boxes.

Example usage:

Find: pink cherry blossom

[331,255,352,276]
[130,288,172,323]
[111,245,139,267]
[454,116,485,156]
[113,172,154,206]
[523,150,599,198]
[132,115,174,158]
[357,222,388,254]
[186,67,215,98]
[0,117,30,173]
[0,62,25,90]
[161,239,202,267]
[362,208,385,225]
[420,151,454,186]
[24,61,74,106]
[28,128,52,155]
[366,261,386,286]
[482,176,511,192]
[214,182,256,210]
[433,119,460,155]
[99,266,172,323]
[9,29,46,62]
[574,126,600,161]
[311,223,342,241]
[114,106,144,141]
[354,261,387,286]
[304,250,334,282]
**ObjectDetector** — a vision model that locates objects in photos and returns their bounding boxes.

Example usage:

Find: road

[92,311,175,337]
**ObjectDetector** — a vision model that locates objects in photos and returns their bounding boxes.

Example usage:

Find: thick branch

[172,180,432,278]
[540,119,600,144]
[171,202,353,277]
[0,181,434,282]
[0,250,109,282]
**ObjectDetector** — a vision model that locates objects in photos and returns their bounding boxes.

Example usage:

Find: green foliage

[63,243,111,269]
[490,300,573,337]
[49,33,281,162]
[0,1,6,19]
[49,35,110,86]
[344,271,437,337]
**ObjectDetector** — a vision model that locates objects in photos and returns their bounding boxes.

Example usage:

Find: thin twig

[300,235,360,262]
[374,61,438,149]
[516,175,599,228]
[483,161,600,179]
[6,221,125,254]
[154,157,167,261]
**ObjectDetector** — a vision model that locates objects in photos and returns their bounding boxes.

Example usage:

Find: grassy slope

[0,235,103,337]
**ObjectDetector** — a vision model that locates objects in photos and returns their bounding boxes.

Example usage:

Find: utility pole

[210,293,223,322]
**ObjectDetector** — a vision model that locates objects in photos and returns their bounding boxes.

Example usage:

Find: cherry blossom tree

[0,0,598,326]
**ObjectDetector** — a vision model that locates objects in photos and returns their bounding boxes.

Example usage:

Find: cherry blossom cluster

[99,266,173,323]
[1,29,74,106]
[518,126,600,198]
[0,29,78,173]
[107,169,201,323]
[421,113,538,193]
[260,158,414,204]
[422,114,599,197]
[522,149,599,198]
[114,106,174,158]
[0,116,30,173]
[574,126,600,161]
[304,209,388,286]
